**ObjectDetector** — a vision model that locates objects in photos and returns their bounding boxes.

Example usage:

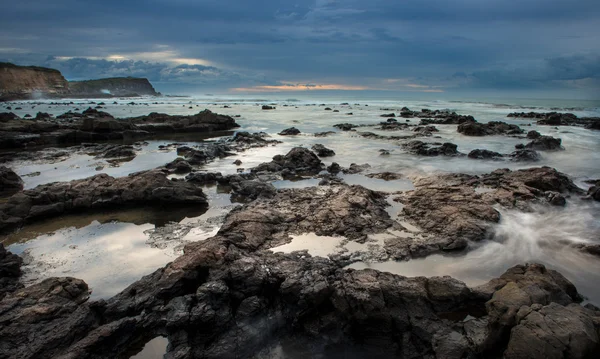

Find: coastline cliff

[0,62,159,101]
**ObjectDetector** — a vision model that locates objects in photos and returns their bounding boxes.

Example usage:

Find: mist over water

[3,95,600,304]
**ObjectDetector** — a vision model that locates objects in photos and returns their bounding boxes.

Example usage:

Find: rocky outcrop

[524,135,564,151]
[0,166,23,196]
[402,141,461,156]
[69,77,158,97]
[311,143,335,157]
[0,62,69,101]
[0,109,240,149]
[252,147,324,177]
[278,127,300,135]
[0,169,207,234]
[507,111,600,130]
[468,149,503,160]
[458,121,523,136]
[0,243,23,300]
[393,167,584,257]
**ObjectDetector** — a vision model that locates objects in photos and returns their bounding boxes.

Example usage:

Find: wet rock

[229,180,276,200]
[185,171,223,185]
[366,172,403,181]
[314,131,335,137]
[380,113,396,117]
[468,149,504,160]
[413,125,438,136]
[35,112,52,120]
[0,166,24,196]
[0,243,23,300]
[91,144,136,159]
[324,107,332,111]
[509,149,541,162]
[343,163,371,174]
[183,143,235,165]
[327,162,341,174]
[252,147,323,177]
[278,127,301,136]
[524,135,563,151]
[261,105,275,110]
[166,158,193,173]
[333,123,358,131]
[311,144,335,157]
[393,168,583,258]
[586,182,600,201]
[233,159,242,166]
[230,131,281,149]
[0,169,207,234]
[0,112,19,122]
[509,111,600,130]
[403,141,461,156]
[458,121,523,136]
[545,191,566,206]
[526,130,541,139]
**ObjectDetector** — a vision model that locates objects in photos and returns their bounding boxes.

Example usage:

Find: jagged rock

[278,127,301,136]
[252,147,323,177]
[230,180,276,200]
[0,166,23,196]
[468,149,504,160]
[0,169,207,234]
[333,123,358,131]
[343,163,371,174]
[413,125,438,136]
[311,144,335,157]
[458,121,523,136]
[0,243,23,300]
[510,149,541,162]
[526,130,541,139]
[327,162,341,174]
[165,158,193,173]
[403,141,461,156]
[0,112,19,122]
[184,172,223,185]
[525,135,563,151]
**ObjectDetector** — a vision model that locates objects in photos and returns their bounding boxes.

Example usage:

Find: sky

[0,0,599,99]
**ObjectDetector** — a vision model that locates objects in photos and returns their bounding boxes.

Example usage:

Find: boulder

[0,166,23,196]
[311,144,335,157]
[278,127,301,136]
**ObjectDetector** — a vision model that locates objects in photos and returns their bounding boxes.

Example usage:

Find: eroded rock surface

[252,147,324,177]
[458,121,523,136]
[402,141,461,156]
[0,169,207,233]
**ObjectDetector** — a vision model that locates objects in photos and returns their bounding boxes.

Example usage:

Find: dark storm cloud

[0,0,598,95]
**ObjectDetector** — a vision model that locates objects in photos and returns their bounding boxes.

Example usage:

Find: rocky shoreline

[1,106,599,358]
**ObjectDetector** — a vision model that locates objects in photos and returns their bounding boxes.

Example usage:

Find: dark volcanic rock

[184,171,223,185]
[252,147,323,177]
[403,141,461,156]
[0,166,23,196]
[458,121,523,136]
[333,123,358,131]
[262,105,275,110]
[468,149,504,160]
[393,167,584,257]
[526,130,541,139]
[0,169,207,234]
[0,112,19,122]
[508,111,600,130]
[278,127,301,136]
[524,135,563,151]
[0,243,23,300]
[510,149,541,162]
[311,144,335,157]
[165,158,193,173]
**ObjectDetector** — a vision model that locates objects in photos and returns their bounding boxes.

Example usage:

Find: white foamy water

[349,200,600,304]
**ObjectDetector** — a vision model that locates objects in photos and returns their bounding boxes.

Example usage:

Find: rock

[0,243,23,300]
[524,135,563,151]
[333,123,358,131]
[586,183,600,201]
[314,131,335,137]
[261,105,275,110]
[413,125,438,136]
[324,107,332,111]
[278,127,301,136]
[0,166,24,196]
[403,141,461,156]
[508,111,600,130]
[185,172,223,185]
[230,180,276,200]
[380,113,396,117]
[0,170,207,234]
[343,163,371,174]
[526,130,541,139]
[458,121,523,136]
[510,149,541,162]
[545,191,566,206]
[327,162,341,174]
[252,147,323,177]
[366,172,403,181]
[165,158,193,173]
[233,159,242,166]
[468,149,504,160]
[311,144,335,157]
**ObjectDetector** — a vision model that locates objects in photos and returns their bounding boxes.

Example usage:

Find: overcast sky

[1,0,599,98]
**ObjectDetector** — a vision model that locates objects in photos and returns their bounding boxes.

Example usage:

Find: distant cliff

[69,77,159,97]
[0,62,159,101]
[0,62,69,100]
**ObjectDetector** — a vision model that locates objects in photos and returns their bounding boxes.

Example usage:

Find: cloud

[0,0,598,96]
